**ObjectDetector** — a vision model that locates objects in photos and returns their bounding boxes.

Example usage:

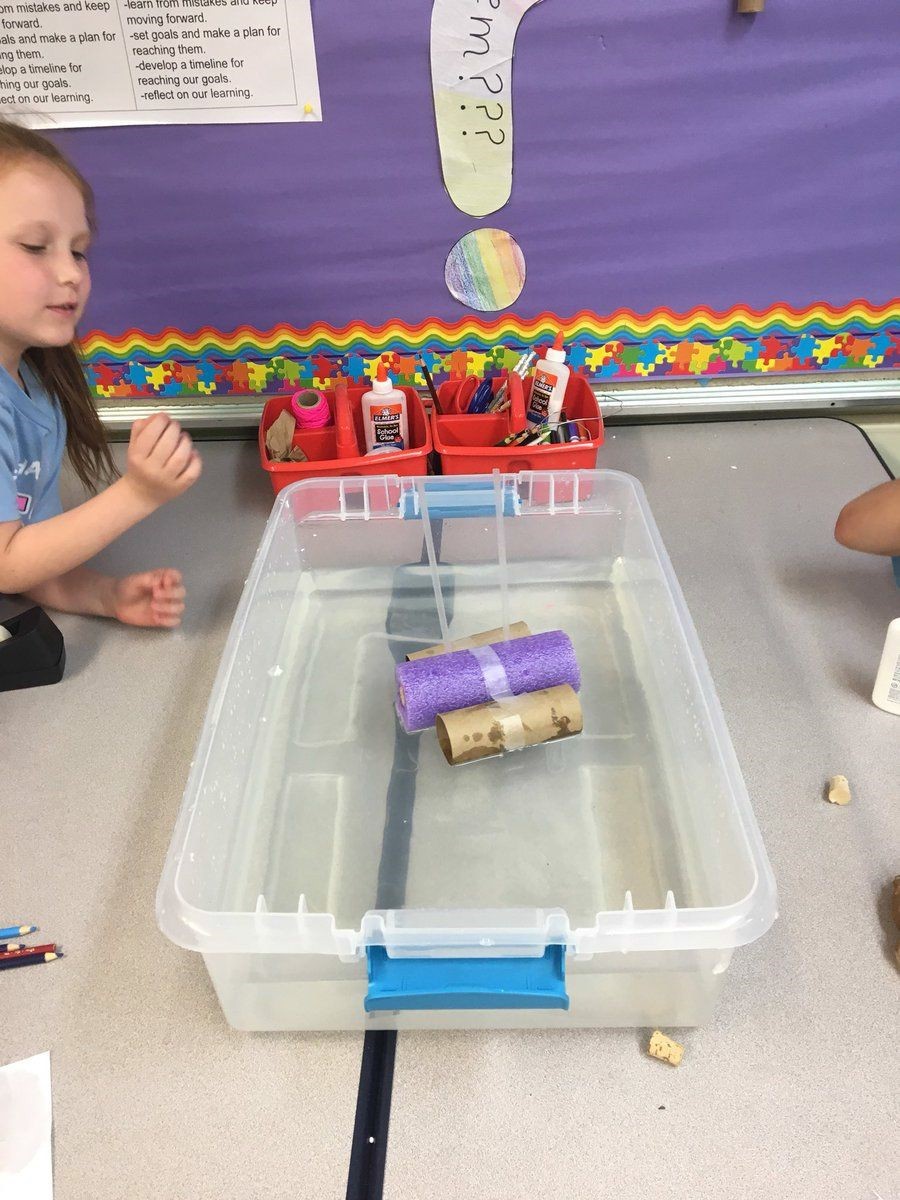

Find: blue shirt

[0,360,66,525]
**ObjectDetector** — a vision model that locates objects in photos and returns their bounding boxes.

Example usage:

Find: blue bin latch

[399,478,521,521]
[364,945,569,1012]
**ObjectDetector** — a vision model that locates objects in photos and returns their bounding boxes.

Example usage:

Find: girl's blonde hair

[0,118,116,491]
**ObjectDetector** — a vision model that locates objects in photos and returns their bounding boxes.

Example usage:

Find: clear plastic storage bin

[157,471,776,1031]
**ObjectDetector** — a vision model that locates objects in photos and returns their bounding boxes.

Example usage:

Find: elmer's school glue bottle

[527,333,570,426]
[362,364,409,454]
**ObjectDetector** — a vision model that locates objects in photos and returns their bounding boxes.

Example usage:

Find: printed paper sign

[1,0,321,127]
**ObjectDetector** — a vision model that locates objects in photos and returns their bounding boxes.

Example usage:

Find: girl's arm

[0,414,201,595]
[26,565,187,627]
[834,478,900,556]
[26,565,118,616]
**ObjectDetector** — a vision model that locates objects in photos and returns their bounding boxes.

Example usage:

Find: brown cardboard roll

[406,620,531,662]
[436,684,582,766]
[737,0,765,11]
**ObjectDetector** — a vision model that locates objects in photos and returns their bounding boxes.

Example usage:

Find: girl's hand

[113,568,186,628]
[124,414,202,509]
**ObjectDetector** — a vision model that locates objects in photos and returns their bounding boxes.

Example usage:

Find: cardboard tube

[406,620,531,662]
[436,685,582,766]
[737,0,764,11]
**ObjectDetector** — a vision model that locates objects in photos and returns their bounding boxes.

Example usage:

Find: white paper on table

[0,1052,53,1199]
[431,0,544,217]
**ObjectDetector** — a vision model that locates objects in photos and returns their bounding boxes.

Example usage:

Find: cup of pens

[0,923,62,972]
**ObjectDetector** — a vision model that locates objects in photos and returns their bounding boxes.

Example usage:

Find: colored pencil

[0,924,37,939]
[510,348,537,378]
[0,943,56,961]
[417,356,440,408]
[490,350,536,413]
[525,427,553,446]
[0,951,61,970]
[0,942,25,953]
[487,370,510,411]
[495,428,530,447]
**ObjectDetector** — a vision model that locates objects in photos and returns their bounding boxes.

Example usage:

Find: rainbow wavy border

[81,300,900,399]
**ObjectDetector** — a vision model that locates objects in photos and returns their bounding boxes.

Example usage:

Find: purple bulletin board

[54,0,900,395]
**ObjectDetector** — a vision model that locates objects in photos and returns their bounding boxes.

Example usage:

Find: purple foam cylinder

[395,630,581,733]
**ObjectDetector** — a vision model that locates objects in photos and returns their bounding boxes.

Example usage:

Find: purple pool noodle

[395,630,580,733]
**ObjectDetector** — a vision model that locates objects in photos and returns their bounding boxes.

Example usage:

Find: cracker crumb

[648,1030,684,1067]
[827,775,851,806]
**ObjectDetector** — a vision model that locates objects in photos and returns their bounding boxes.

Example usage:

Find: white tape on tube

[468,644,513,700]
[496,709,527,751]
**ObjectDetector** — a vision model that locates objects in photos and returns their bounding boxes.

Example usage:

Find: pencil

[513,349,537,377]
[0,951,61,971]
[417,356,440,408]
[0,942,25,953]
[0,943,56,961]
[0,924,38,939]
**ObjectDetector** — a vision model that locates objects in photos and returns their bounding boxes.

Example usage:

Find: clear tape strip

[468,644,512,701]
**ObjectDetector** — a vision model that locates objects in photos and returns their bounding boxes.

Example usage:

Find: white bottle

[872,617,900,715]
[362,364,409,454]
[527,332,570,426]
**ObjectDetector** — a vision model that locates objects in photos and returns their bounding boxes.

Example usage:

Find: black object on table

[346,526,454,1200]
[0,606,65,693]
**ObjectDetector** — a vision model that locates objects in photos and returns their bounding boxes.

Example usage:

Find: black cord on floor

[346,523,451,1199]
[346,1031,398,1200]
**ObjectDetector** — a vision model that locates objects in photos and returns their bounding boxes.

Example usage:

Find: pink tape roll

[290,389,331,429]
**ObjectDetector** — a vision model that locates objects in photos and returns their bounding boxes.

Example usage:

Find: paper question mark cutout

[431,0,544,218]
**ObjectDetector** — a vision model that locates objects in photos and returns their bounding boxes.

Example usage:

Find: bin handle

[364,945,569,1012]
[399,478,520,520]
